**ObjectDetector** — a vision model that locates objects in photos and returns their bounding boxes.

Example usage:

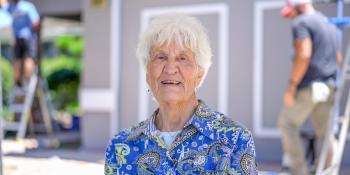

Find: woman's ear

[195,68,205,87]
[145,67,150,85]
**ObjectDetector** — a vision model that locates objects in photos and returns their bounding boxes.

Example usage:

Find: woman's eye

[180,57,187,61]
[155,55,166,60]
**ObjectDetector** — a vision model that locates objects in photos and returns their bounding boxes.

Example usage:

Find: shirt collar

[127,100,218,141]
[188,100,218,140]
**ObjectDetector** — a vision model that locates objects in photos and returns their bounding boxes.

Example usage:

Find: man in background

[0,0,40,86]
[278,0,342,174]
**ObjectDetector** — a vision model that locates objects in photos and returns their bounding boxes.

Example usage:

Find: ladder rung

[13,86,27,96]
[319,164,339,175]
[9,104,25,113]
[31,124,48,132]
[339,116,346,124]
[3,122,21,131]
[336,116,347,125]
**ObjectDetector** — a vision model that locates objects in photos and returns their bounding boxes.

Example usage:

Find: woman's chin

[157,94,184,104]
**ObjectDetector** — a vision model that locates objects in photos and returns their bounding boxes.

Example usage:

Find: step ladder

[2,67,55,142]
[316,36,350,175]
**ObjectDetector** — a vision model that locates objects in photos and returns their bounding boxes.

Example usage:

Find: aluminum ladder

[2,67,55,142]
[316,35,350,175]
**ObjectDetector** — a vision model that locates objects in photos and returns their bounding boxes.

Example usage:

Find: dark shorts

[14,37,38,60]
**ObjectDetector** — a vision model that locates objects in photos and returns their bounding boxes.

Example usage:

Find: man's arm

[0,0,8,8]
[284,37,312,106]
[336,49,343,68]
[32,20,40,32]
[26,2,40,31]
[289,38,312,87]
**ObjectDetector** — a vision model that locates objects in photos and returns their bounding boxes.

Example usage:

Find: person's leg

[14,59,23,84]
[23,37,38,80]
[310,87,335,169]
[13,39,25,86]
[278,87,315,175]
[24,58,35,79]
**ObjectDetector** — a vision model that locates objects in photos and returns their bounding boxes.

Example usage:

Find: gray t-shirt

[292,12,339,89]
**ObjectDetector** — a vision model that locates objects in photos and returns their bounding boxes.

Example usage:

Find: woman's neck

[156,97,198,132]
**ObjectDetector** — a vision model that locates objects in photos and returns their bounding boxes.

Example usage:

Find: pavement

[1,139,104,175]
[3,156,103,175]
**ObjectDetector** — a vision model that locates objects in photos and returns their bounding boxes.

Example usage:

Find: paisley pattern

[105,100,257,175]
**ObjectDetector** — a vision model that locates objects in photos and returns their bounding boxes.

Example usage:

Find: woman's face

[147,39,204,104]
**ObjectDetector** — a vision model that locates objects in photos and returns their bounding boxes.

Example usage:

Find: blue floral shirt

[105,100,257,175]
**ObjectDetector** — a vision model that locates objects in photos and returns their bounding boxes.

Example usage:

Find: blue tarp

[329,17,350,28]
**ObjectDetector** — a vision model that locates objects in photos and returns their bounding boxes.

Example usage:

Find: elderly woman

[105,13,257,175]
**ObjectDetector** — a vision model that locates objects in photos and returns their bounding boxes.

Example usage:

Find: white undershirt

[159,130,181,148]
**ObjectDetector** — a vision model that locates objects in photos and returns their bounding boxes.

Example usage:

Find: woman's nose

[163,59,178,74]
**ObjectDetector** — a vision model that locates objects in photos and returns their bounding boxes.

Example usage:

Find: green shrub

[55,35,84,58]
[41,35,83,115]
[1,58,13,105]
[41,55,81,114]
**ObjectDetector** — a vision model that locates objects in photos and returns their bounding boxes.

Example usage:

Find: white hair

[136,13,212,85]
